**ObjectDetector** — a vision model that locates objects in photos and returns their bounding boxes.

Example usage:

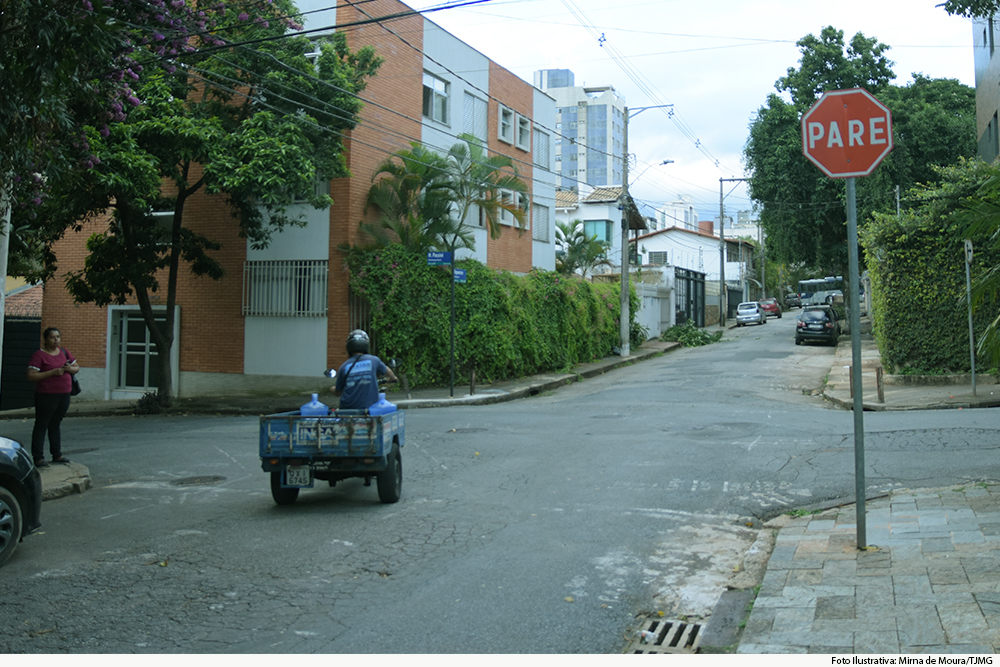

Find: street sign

[453,268,467,283]
[801,88,893,179]
[965,239,974,265]
[427,251,452,266]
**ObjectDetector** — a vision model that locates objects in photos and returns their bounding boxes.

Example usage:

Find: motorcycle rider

[331,329,398,410]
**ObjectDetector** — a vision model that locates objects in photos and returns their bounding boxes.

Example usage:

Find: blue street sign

[427,251,452,266]
[453,268,467,283]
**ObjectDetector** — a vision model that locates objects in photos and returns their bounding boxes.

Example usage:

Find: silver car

[736,301,766,326]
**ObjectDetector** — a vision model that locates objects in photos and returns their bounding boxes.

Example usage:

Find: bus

[797,276,843,306]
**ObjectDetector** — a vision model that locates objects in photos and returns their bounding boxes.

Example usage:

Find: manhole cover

[628,618,702,654]
[169,475,226,487]
[447,428,486,434]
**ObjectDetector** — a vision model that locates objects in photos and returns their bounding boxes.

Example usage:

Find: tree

[359,135,528,255]
[555,220,612,279]
[941,0,1000,16]
[439,135,528,253]
[743,26,976,293]
[360,144,472,253]
[22,0,382,407]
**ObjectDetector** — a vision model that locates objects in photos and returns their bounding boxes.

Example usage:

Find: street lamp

[620,104,673,358]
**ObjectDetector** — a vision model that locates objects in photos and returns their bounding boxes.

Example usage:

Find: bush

[343,245,637,387]
[660,321,723,347]
[861,159,1000,374]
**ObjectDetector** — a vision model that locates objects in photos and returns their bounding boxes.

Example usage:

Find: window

[516,115,531,151]
[498,105,515,144]
[533,128,550,168]
[584,220,613,244]
[532,203,550,242]
[243,260,328,317]
[498,190,526,226]
[463,92,488,142]
[422,72,449,124]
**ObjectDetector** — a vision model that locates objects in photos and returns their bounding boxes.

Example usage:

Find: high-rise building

[534,69,626,189]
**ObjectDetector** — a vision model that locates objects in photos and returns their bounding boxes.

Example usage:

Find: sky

[303,0,979,223]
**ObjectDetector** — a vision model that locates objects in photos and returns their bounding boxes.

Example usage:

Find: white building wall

[421,23,491,265]
[243,203,330,377]
[532,87,557,271]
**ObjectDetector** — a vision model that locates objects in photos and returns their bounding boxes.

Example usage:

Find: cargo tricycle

[259,371,403,505]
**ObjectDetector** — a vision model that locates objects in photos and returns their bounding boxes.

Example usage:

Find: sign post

[428,252,457,397]
[965,240,977,397]
[802,88,893,550]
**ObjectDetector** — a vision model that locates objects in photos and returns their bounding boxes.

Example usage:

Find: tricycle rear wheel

[377,444,402,504]
[270,471,300,505]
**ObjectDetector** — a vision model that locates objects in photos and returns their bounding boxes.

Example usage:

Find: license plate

[285,466,312,487]
[808,324,822,330]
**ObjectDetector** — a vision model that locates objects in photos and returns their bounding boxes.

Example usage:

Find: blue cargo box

[260,410,405,458]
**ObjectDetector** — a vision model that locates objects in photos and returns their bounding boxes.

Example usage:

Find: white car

[736,301,766,326]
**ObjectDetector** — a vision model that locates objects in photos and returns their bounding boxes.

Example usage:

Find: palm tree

[556,219,612,279]
[440,134,528,252]
[360,143,471,252]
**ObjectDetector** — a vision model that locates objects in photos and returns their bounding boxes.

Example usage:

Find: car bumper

[737,316,762,324]
[22,468,41,535]
[796,329,837,342]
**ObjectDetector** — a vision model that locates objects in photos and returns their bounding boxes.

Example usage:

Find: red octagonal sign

[801,88,893,179]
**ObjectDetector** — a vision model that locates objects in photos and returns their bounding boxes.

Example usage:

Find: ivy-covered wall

[861,160,1000,374]
[344,245,638,387]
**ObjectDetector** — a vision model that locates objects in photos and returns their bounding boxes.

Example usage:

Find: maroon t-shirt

[28,348,75,394]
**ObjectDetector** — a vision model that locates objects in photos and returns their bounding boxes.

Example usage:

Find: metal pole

[620,107,631,357]
[966,241,977,397]
[847,177,867,549]
[719,179,725,326]
[450,258,455,397]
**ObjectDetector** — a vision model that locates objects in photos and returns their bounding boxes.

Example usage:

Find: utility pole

[718,178,747,325]
[620,104,672,357]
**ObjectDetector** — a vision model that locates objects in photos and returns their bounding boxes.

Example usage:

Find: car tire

[377,444,402,504]
[0,485,23,568]
[795,337,802,345]
[270,471,300,505]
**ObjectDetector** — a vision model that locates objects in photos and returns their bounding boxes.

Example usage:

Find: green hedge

[344,245,638,387]
[861,160,1000,374]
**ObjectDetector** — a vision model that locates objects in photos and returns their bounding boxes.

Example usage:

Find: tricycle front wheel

[270,471,300,505]
[377,444,402,504]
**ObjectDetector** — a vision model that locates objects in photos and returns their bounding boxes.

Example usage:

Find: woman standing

[26,327,79,468]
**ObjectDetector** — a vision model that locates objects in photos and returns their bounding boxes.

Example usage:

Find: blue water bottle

[300,393,329,416]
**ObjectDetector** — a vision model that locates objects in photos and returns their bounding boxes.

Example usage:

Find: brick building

[41,0,557,399]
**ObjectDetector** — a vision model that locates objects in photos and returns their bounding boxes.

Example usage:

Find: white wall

[244,203,330,376]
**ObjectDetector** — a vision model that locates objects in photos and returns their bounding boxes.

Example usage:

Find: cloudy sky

[303,0,979,221]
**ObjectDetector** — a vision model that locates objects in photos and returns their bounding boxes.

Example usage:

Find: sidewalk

[728,332,1000,654]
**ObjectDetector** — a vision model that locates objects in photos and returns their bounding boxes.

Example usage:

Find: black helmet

[346,329,370,355]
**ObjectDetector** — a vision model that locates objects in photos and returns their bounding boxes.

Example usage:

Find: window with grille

[463,92,487,141]
[243,260,328,317]
[532,203,550,242]
[422,72,449,124]
[648,251,669,265]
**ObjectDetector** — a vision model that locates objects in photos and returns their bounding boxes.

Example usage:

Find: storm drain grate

[630,618,702,654]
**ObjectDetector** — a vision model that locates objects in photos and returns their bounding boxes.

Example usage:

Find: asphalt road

[2,314,998,653]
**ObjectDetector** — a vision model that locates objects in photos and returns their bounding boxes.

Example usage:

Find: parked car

[736,301,766,326]
[759,297,782,318]
[784,293,801,309]
[0,436,42,568]
[795,305,841,346]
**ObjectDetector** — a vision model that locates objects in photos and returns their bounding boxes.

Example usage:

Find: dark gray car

[0,437,42,567]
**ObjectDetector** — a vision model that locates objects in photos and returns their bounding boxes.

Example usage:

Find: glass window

[422,73,449,124]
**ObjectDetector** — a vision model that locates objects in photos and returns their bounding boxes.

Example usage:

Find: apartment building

[534,69,626,189]
[40,0,557,399]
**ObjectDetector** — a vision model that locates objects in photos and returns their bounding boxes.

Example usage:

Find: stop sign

[801,88,893,178]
